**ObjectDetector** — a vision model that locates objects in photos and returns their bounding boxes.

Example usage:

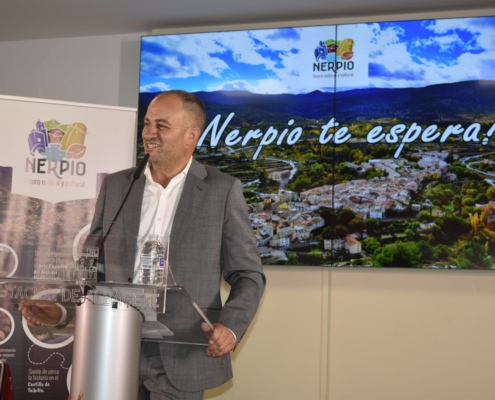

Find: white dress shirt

[132,157,192,283]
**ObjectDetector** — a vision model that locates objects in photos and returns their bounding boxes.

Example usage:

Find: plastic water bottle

[139,234,165,285]
[153,240,168,286]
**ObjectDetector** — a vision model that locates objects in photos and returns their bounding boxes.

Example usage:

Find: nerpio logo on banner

[313,38,355,72]
[26,120,88,179]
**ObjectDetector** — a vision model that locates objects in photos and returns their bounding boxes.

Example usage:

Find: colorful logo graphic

[28,120,87,161]
[314,38,354,62]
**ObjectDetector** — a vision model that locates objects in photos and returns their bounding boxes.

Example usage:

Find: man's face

[142,94,193,168]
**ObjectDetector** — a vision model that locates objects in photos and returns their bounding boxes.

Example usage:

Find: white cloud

[210,30,277,70]
[426,18,472,34]
[256,78,293,94]
[207,80,258,92]
[207,78,295,95]
[430,50,495,82]
[365,19,495,89]
[425,17,495,51]
[365,24,425,87]
[369,23,405,47]
[250,28,302,51]
[139,82,171,93]
[419,33,464,52]
[141,35,229,79]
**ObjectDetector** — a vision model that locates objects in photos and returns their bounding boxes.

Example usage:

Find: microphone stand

[96,153,150,282]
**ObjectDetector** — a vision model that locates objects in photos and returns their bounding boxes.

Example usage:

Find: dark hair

[153,90,206,132]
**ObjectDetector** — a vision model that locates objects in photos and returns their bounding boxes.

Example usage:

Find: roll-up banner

[0,94,136,398]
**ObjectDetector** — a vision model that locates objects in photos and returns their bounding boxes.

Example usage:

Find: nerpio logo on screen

[313,38,355,72]
[26,120,87,180]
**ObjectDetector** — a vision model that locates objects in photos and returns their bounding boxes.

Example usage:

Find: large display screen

[138,16,495,269]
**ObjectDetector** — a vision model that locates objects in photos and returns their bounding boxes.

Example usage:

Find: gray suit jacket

[88,158,266,391]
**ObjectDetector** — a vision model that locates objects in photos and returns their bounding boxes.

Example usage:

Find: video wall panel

[138,16,495,269]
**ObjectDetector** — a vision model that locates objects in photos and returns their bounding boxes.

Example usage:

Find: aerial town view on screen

[140,16,495,269]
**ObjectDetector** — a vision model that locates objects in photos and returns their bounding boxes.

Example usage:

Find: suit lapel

[123,173,145,277]
[170,159,208,251]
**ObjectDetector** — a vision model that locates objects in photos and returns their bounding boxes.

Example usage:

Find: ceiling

[1,0,494,42]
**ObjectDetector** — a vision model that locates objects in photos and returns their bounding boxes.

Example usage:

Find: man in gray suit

[20,90,265,399]
[89,90,266,399]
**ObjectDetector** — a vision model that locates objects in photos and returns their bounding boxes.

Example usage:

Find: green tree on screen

[372,242,421,268]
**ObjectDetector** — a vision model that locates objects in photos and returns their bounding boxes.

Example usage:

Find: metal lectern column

[69,294,144,400]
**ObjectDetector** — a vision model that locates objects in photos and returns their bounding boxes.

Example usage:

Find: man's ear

[187,126,201,146]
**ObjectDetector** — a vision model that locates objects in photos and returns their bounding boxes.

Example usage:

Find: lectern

[0,232,215,400]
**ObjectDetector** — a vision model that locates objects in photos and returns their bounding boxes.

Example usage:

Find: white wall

[208,267,330,400]
[2,12,495,399]
[0,33,142,108]
[328,268,495,400]
[205,267,495,400]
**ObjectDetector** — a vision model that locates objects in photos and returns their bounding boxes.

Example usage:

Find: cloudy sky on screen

[139,16,495,94]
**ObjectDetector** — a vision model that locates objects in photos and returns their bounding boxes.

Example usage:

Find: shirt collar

[143,156,193,186]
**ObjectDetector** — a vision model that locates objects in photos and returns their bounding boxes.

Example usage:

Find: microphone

[133,153,150,179]
[97,153,150,282]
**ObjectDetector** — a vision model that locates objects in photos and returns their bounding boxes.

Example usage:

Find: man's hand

[18,300,63,326]
[201,322,236,358]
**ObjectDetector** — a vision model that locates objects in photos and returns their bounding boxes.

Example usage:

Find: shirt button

[157,217,162,221]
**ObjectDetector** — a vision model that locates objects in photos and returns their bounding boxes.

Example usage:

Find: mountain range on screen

[139,80,495,124]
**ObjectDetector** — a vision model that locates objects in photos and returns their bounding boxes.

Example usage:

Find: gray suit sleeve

[218,179,266,342]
